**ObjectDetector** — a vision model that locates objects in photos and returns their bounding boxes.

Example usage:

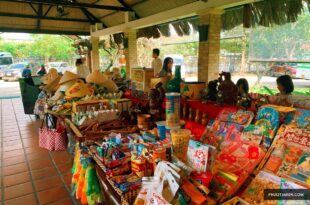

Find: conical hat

[100,79,118,93]
[59,79,79,92]
[86,70,108,84]
[42,68,59,85]
[59,71,80,85]
[43,76,61,93]
[65,80,94,98]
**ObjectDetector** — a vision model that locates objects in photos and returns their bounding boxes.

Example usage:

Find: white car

[47,62,74,74]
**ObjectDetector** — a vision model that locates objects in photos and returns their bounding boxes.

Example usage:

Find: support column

[198,9,223,82]
[124,29,138,79]
[90,36,100,71]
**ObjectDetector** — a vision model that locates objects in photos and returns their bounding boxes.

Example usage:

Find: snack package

[187,140,209,172]
[181,179,207,205]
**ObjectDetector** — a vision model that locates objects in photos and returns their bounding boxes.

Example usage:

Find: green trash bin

[19,76,42,115]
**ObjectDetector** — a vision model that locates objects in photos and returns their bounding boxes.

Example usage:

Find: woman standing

[157,57,173,77]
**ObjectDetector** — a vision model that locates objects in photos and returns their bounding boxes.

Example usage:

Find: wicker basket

[93,152,140,205]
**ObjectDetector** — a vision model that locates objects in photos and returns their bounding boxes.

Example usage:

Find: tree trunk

[240,30,247,73]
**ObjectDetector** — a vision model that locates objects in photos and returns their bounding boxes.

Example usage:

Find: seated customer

[158,57,173,77]
[218,72,238,105]
[236,78,251,108]
[275,75,294,106]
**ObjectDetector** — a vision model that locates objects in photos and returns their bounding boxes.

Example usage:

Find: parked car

[47,62,74,74]
[2,63,26,81]
[2,62,40,81]
[268,62,297,78]
[0,52,14,79]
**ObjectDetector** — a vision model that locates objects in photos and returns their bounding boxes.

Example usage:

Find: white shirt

[151,57,163,77]
[76,64,90,79]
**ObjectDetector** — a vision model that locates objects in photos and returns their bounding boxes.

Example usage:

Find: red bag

[54,120,68,151]
[39,115,67,151]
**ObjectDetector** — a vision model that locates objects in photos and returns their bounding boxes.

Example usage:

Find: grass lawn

[251,86,310,96]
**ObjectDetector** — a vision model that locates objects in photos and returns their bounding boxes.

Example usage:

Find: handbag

[39,114,67,151]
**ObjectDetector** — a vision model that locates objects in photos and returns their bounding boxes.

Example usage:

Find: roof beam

[0,12,91,22]
[37,4,42,29]
[0,27,89,35]
[117,0,140,19]
[0,0,130,11]
[92,0,257,37]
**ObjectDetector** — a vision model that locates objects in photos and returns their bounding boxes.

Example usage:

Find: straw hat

[59,71,80,85]
[100,79,118,93]
[59,79,79,92]
[43,75,61,93]
[65,80,94,98]
[42,68,59,85]
[86,70,108,84]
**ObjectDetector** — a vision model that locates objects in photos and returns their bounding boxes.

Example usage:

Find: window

[0,57,13,65]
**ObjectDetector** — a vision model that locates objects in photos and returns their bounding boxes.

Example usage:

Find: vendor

[76,58,90,79]
[275,75,294,106]
[157,57,173,77]
[37,64,47,75]
[151,48,162,77]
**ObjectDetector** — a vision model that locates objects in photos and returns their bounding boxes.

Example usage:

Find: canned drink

[165,93,180,127]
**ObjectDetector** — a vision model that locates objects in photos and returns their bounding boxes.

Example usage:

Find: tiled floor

[0,99,76,205]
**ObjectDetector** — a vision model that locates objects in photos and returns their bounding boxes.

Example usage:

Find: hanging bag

[54,119,68,151]
[39,114,56,150]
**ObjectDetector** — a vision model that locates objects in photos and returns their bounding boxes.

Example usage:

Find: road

[0,80,20,98]
[0,75,308,98]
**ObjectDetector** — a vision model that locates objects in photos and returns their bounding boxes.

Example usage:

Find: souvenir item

[187,140,209,172]
[264,139,310,187]
[171,129,191,163]
[167,65,182,93]
[218,110,254,127]
[181,179,207,205]
[65,80,93,98]
[156,121,166,140]
[137,114,151,131]
[181,82,206,100]
[86,70,108,84]
[290,108,310,129]
[165,93,180,127]
[221,197,250,205]
[195,109,201,124]
[42,68,59,85]
[59,70,80,85]
[100,79,118,93]
[43,75,60,93]
[149,84,165,120]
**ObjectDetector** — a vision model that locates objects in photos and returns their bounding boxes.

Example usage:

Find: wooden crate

[131,68,154,92]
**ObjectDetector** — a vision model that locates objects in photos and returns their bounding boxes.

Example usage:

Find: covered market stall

[0,0,309,205]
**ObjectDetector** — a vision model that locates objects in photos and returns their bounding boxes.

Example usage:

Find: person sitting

[236,78,251,108]
[37,64,47,75]
[157,57,173,77]
[206,80,218,101]
[218,72,238,105]
[22,65,32,78]
[275,75,294,106]
[151,48,162,77]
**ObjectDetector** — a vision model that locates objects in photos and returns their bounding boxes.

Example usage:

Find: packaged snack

[187,140,209,172]
[171,129,191,163]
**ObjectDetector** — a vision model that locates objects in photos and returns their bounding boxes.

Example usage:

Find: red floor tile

[37,186,68,204]
[49,197,74,205]
[27,152,50,161]
[3,136,21,142]
[34,176,63,192]
[3,149,24,159]
[3,139,22,147]
[3,162,28,176]
[3,155,26,166]
[57,163,72,174]
[4,182,33,200]
[3,171,31,187]
[4,194,37,205]
[31,166,58,180]
[62,173,72,187]
[4,144,23,152]
[29,158,54,170]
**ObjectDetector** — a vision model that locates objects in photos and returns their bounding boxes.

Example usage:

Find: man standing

[151,48,162,77]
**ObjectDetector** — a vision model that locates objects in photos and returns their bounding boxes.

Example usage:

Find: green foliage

[0,34,75,61]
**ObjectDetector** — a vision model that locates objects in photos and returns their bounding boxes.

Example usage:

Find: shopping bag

[54,119,68,151]
[38,114,61,151]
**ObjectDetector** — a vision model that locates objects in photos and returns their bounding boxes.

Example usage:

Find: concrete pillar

[124,29,138,79]
[90,36,100,71]
[197,9,223,82]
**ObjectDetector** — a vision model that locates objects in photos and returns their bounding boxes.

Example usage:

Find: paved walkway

[0,99,76,205]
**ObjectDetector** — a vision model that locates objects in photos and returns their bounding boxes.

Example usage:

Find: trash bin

[19,76,42,115]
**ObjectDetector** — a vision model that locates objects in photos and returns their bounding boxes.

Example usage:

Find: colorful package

[187,140,209,172]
